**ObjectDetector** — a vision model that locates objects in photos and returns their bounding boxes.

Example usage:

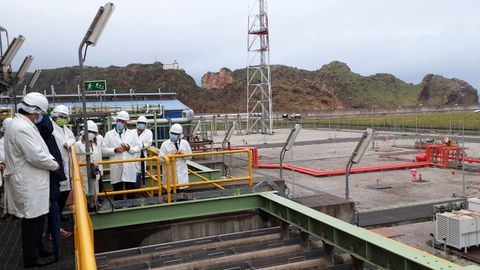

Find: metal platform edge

[89,192,479,270]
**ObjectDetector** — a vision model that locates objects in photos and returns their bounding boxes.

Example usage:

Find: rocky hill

[22,61,478,113]
[418,74,478,105]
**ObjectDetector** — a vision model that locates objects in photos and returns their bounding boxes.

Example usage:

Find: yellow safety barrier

[79,156,168,201]
[150,148,254,198]
[70,147,96,270]
[70,147,254,269]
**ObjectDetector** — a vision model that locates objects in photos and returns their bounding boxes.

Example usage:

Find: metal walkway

[0,216,75,270]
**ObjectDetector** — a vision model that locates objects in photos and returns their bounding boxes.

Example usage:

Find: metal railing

[70,147,96,270]
[71,147,253,269]
[148,148,254,202]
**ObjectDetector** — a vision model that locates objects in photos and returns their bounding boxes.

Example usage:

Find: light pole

[12,55,33,112]
[0,25,10,56]
[370,105,375,129]
[78,2,114,208]
[328,107,333,139]
[449,104,459,136]
[415,103,422,134]
[461,110,480,198]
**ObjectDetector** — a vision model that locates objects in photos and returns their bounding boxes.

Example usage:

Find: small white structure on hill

[163,60,179,70]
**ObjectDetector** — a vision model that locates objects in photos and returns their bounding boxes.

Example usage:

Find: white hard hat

[137,116,148,123]
[52,105,70,116]
[116,111,130,121]
[87,120,98,133]
[170,123,183,134]
[2,118,12,128]
[22,92,49,113]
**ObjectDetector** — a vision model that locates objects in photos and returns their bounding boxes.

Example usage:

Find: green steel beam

[90,192,480,270]
[257,192,473,270]
[90,193,264,230]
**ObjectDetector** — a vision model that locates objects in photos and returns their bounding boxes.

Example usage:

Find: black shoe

[24,256,56,268]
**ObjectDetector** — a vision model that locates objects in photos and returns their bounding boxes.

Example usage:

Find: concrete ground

[213,127,480,266]
[216,128,480,211]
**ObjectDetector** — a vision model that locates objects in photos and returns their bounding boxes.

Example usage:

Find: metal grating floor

[0,215,75,270]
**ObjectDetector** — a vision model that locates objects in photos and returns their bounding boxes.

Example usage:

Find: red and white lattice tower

[246,0,273,134]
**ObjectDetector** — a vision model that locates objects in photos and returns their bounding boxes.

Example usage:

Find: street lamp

[78,2,114,208]
[415,103,423,134]
[0,25,9,56]
[26,69,42,92]
[461,109,480,198]
[0,35,25,67]
[345,128,374,199]
[449,104,459,136]
[12,55,33,111]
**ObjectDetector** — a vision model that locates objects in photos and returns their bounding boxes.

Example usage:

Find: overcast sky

[2,0,480,89]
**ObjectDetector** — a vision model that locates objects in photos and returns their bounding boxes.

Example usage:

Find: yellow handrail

[70,147,96,270]
[70,147,254,269]
[166,149,253,192]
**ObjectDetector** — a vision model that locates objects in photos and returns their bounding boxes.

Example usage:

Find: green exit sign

[84,80,107,92]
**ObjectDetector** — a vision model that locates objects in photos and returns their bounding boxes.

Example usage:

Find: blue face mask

[34,113,44,124]
[116,122,125,132]
[137,123,146,130]
[170,134,178,142]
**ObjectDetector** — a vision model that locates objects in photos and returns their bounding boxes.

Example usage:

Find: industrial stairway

[95,227,352,270]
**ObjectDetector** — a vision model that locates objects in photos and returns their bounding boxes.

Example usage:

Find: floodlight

[224,121,237,143]
[284,124,301,151]
[351,128,374,164]
[1,35,25,66]
[15,55,33,83]
[27,70,42,89]
[85,3,115,46]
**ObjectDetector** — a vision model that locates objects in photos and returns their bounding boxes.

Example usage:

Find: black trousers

[48,185,61,260]
[22,214,46,265]
[58,190,70,215]
[112,182,136,201]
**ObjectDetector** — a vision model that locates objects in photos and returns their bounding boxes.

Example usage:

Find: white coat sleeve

[179,140,192,160]
[18,128,59,171]
[65,127,76,147]
[102,132,116,156]
[143,130,153,149]
[0,138,5,163]
[128,131,141,154]
[159,141,174,157]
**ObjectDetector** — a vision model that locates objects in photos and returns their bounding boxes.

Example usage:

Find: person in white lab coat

[51,105,76,219]
[0,118,12,185]
[4,92,59,267]
[102,111,141,200]
[0,118,12,215]
[74,120,103,195]
[135,116,153,188]
[159,123,192,188]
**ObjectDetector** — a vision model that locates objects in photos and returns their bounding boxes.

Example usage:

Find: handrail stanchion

[164,156,171,203]
[156,157,162,199]
[171,157,177,194]
[149,159,154,197]
[248,149,253,187]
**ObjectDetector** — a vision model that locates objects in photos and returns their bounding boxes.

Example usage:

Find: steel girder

[90,192,479,270]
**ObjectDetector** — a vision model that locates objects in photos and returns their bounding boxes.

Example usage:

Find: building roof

[51,98,190,112]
